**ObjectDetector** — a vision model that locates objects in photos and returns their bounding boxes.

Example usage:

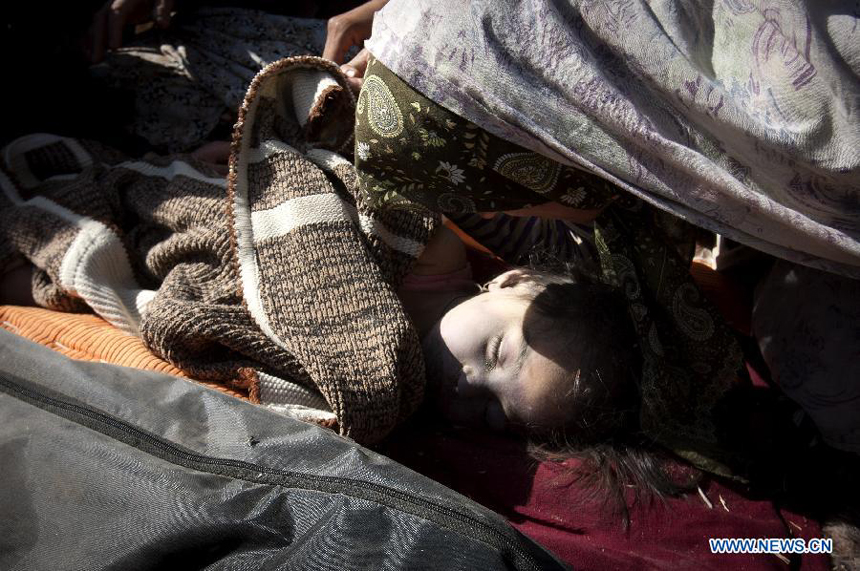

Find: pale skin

[11,0,607,425]
[0,0,599,433]
[0,219,591,433]
[400,223,591,433]
[324,3,610,222]
[420,277,582,433]
[323,0,389,93]
[322,0,389,65]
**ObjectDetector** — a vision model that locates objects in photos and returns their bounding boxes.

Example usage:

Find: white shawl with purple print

[367,0,860,277]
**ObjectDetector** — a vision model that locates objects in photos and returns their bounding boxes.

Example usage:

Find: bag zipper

[0,373,551,571]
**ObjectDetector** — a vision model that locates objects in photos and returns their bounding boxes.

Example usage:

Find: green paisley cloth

[355,57,618,214]
[356,59,746,476]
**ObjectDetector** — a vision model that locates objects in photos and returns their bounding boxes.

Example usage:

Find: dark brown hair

[516,267,698,527]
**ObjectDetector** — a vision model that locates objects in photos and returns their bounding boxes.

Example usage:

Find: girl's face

[422,276,582,432]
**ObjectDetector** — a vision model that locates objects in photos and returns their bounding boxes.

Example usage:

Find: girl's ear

[486,269,535,292]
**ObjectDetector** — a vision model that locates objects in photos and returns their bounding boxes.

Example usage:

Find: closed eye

[484,334,503,372]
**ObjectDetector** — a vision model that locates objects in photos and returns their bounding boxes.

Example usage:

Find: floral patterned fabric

[355,58,618,214]
[354,60,746,476]
[593,198,744,474]
[753,260,860,454]
[366,0,860,279]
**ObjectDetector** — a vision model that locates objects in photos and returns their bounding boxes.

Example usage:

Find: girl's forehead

[478,289,531,312]
[444,291,528,329]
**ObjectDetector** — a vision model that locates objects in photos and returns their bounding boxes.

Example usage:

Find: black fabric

[0,330,565,570]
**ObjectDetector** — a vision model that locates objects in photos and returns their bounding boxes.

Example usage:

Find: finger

[322,37,342,63]
[154,0,173,28]
[341,47,370,78]
[89,7,110,63]
[107,0,128,51]
[191,141,232,164]
[323,17,346,63]
[345,76,364,94]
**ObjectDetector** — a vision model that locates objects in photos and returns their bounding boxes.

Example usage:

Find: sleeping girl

[399,224,638,442]
[0,211,637,447]
[397,222,860,538]
[0,54,854,542]
[345,51,860,536]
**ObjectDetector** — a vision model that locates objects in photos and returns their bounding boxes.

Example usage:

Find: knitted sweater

[0,56,439,444]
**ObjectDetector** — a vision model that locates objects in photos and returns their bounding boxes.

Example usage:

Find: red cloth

[390,237,831,569]
[382,427,829,570]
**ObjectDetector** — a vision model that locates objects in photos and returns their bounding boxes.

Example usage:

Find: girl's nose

[458,366,487,397]
[462,365,480,384]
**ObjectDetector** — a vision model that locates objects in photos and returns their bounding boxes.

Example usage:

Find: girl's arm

[410,223,468,276]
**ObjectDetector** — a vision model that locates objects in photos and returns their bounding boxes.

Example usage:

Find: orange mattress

[0,305,249,401]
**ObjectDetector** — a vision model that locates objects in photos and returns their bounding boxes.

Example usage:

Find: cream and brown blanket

[0,56,439,444]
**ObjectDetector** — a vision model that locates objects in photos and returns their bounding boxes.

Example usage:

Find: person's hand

[191,140,231,176]
[322,0,388,65]
[87,0,175,63]
[341,48,371,93]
